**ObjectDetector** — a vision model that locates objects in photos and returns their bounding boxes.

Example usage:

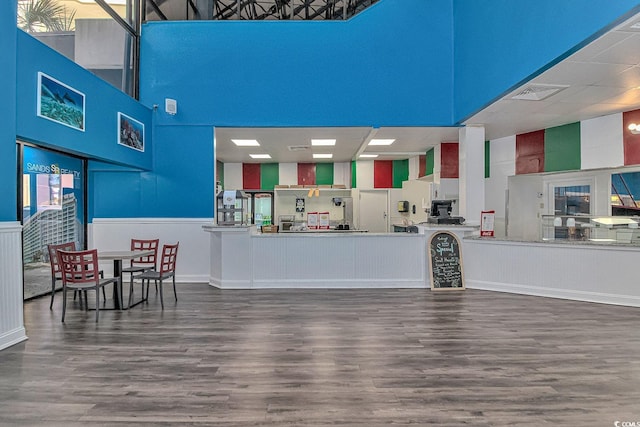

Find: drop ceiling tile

[534,61,630,86]
[591,33,640,66]
[567,31,634,62]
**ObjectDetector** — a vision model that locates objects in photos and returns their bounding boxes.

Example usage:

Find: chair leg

[62,287,67,322]
[95,286,100,322]
[128,273,134,309]
[159,279,164,309]
[50,277,56,310]
[172,275,177,302]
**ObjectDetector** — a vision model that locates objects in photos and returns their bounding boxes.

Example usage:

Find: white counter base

[464,238,640,307]
[205,226,427,289]
[0,222,27,351]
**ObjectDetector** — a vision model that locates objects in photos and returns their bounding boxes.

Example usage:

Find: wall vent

[288,145,310,151]
[510,84,569,101]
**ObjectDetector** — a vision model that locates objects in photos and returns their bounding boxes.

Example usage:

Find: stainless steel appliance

[279,215,295,231]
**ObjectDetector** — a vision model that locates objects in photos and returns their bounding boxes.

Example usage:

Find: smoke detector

[510,84,569,101]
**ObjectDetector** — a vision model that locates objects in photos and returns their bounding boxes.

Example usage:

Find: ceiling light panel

[311,139,336,146]
[359,154,379,158]
[369,139,396,146]
[249,154,271,159]
[313,154,333,159]
[232,139,260,146]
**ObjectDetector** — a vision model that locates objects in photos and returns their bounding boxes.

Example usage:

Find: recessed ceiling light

[313,153,333,159]
[359,154,379,158]
[249,154,271,159]
[369,139,395,146]
[311,139,336,146]
[232,139,260,146]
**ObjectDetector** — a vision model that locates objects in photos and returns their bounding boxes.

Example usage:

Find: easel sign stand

[428,231,465,291]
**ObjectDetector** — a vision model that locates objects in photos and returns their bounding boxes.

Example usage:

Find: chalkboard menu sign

[428,231,465,290]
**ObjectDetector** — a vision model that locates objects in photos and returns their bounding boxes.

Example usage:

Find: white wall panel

[333,162,351,187]
[90,218,212,283]
[279,163,298,186]
[355,161,374,189]
[581,113,624,169]
[486,135,516,237]
[0,222,27,351]
[223,163,243,190]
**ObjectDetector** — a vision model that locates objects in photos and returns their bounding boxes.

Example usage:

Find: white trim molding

[0,222,27,351]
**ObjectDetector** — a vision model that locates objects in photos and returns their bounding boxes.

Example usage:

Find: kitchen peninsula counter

[203,225,426,289]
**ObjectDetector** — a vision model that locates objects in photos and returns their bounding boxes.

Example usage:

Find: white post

[458,125,486,225]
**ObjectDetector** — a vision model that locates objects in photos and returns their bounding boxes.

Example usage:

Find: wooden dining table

[98,249,155,309]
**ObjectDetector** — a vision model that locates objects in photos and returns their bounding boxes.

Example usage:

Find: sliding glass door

[20,144,86,300]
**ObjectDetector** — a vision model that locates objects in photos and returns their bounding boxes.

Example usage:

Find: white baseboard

[0,328,28,351]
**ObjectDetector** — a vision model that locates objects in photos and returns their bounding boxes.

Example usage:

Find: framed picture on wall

[117,112,145,152]
[37,72,85,131]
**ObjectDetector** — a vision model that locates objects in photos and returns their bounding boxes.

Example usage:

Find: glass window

[611,171,640,216]
[17,0,136,96]
[554,185,590,215]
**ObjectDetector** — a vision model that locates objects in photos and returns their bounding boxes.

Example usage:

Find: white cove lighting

[311,139,336,146]
[232,139,260,146]
[359,154,379,158]
[369,139,395,146]
[250,154,271,159]
[313,154,333,159]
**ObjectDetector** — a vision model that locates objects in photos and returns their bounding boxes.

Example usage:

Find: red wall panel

[297,163,316,186]
[516,130,545,174]
[242,163,261,189]
[419,155,426,177]
[374,160,393,188]
[623,109,640,165]
[440,142,459,179]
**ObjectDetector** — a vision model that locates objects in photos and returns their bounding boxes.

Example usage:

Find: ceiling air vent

[288,145,310,151]
[510,84,568,101]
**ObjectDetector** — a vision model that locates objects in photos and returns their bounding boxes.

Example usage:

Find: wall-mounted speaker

[165,98,177,115]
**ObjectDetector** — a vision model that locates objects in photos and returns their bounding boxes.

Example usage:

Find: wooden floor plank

[1,285,639,426]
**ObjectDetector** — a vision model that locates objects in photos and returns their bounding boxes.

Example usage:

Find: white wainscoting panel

[0,222,27,351]
[90,218,213,283]
[464,238,640,307]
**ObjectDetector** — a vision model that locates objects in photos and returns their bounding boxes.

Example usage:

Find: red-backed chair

[47,242,105,310]
[135,242,179,309]
[57,249,119,322]
[121,238,159,308]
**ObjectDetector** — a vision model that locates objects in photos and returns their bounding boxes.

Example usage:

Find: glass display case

[216,190,249,226]
[541,215,640,244]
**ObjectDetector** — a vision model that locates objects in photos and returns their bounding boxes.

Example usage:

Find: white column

[458,125,485,225]
[0,222,27,351]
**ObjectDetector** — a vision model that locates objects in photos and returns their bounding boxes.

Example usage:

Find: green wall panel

[544,122,581,172]
[316,163,334,185]
[426,149,435,176]
[392,159,409,188]
[260,163,279,190]
[485,140,490,178]
[351,161,357,188]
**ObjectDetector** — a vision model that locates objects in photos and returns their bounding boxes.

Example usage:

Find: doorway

[358,190,389,232]
[19,144,87,300]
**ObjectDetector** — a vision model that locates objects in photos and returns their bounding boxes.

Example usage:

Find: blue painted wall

[16,31,153,169]
[140,0,455,127]
[453,0,640,123]
[0,1,17,221]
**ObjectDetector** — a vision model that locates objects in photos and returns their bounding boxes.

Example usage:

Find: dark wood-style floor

[1,284,639,426]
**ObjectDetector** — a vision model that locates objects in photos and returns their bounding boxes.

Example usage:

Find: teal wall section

[316,163,334,186]
[261,163,279,190]
[0,1,17,221]
[453,0,640,123]
[544,122,581,172]
[392,159,408,188]
[140,0,455,128]
[426,149,435,176]
[16,32,152,170]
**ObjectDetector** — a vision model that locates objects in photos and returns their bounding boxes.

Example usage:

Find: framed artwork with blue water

[37,72,85,131]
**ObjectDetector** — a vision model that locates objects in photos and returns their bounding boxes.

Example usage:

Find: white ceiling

[215,13,640,164]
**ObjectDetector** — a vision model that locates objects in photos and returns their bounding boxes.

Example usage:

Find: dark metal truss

[144,0,379,21]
